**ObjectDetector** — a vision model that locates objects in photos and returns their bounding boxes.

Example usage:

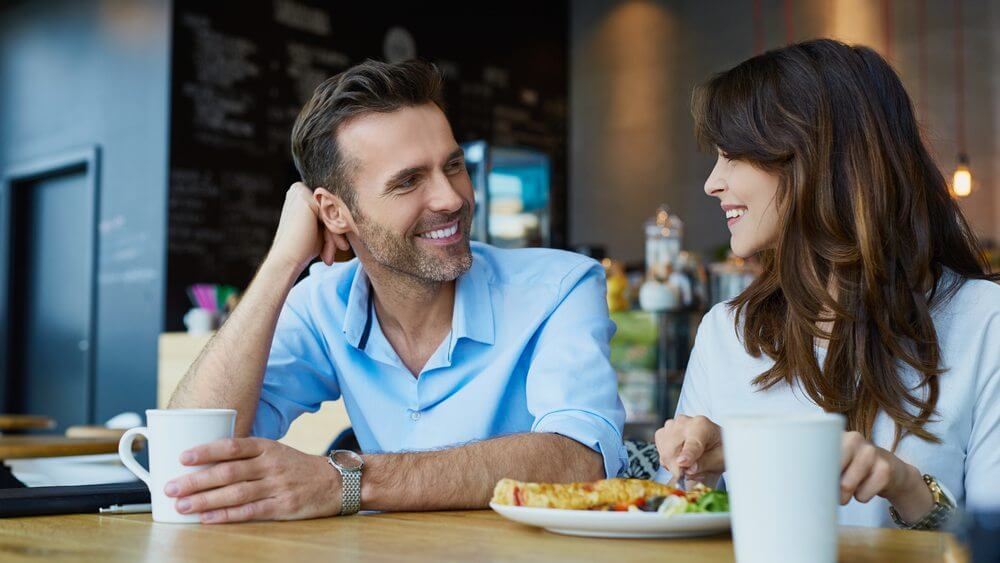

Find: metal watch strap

[327,452,362,516]
[339,468,361,516]
[889,474,955,530]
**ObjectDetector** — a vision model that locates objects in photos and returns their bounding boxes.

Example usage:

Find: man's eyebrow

[383,149,466,192]
[384,166,425,190]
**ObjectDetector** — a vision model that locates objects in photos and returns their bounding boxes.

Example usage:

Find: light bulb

[952,154,972,198]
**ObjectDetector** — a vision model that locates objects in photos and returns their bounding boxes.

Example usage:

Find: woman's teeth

[725,208,747,219]
[418,223,459,239]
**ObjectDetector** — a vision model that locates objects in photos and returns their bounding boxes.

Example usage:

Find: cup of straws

[184,284,240,335]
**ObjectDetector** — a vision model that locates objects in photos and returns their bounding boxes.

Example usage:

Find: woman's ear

[314,187,354,252]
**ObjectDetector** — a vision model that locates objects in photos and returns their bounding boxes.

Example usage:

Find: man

[167,60,626,523]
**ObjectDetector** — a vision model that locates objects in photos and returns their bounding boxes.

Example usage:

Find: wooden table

[0,435,142,488]
[0,415,55,432]
[0,436,130,460]
[0,510,967,563]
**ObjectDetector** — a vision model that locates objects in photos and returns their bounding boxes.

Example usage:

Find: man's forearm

[168,254,304,436]
[359,433,606,511]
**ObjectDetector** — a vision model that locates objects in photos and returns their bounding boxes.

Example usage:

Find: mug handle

[118,426,151,486]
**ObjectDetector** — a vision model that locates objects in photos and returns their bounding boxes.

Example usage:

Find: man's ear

[314,187,354,253]
[314,188,354,233]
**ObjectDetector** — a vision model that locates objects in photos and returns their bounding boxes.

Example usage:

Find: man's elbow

[579,449,606,481]
[551,435,607,482]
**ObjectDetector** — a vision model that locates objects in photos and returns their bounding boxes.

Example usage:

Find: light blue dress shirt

[251,242,628,477]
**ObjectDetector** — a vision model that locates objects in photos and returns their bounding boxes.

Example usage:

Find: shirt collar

[451,256,495,348]
[341,257,495,351]
[342,263,372,349]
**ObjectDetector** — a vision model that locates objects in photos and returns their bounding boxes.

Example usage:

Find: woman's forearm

[883,462,935,522]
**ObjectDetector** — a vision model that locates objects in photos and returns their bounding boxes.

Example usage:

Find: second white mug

[722,413,845,563]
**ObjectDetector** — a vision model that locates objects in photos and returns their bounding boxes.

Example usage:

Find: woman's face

[703,152,781,258]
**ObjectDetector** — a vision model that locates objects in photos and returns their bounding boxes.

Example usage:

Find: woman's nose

[704,160,727,197]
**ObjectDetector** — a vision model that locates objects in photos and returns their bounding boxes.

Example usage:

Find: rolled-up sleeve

[525,260,628,478]
[251,290,340,440]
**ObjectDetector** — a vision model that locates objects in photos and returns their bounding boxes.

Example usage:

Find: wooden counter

[0,510,966,563]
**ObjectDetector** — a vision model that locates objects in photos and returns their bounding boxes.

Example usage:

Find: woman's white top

[658,275,1000,527]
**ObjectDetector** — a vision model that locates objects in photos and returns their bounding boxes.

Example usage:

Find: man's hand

[269,182,348,272]
[654,415,724,486]
[164,438,342,523]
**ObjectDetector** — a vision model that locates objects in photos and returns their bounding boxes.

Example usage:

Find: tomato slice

[513,486,523,507]
[612,498,644,511]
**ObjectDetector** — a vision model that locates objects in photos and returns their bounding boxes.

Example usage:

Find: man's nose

[426,172,464,214]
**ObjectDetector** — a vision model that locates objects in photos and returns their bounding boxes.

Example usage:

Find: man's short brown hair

[290,59,445,210]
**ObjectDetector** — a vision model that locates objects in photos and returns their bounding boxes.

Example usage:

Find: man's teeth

[725,208,747,219]
[418,223,459,239]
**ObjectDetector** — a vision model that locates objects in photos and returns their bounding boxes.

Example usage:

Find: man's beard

[353,202,473,283]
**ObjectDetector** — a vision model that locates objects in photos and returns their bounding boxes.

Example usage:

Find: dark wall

[0,0,569,418]
[166,0,570,329]
[0,0,171,422]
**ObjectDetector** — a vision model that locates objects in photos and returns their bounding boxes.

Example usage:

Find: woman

[654,38,999,529]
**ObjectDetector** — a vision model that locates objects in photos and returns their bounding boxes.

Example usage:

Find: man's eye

[446,160,466,173]
[399,177,417,189]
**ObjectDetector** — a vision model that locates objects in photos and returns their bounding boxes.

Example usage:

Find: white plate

[490,502,731,539]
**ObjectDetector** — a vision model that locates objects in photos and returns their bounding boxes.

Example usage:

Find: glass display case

[461,141,551,248]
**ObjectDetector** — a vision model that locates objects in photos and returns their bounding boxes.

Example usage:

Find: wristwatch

[889,474,956,530]
[327,449,364,515]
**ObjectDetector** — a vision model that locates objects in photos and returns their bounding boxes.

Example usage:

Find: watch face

[332,450,363,471]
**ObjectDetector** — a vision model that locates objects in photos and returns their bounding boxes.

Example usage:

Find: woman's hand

[654,415,725,486]
[656,419,935,521]
[839,431,933,522]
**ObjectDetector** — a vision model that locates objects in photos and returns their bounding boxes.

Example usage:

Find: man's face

[337,103,474,282]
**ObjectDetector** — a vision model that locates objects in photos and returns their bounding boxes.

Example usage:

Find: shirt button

[410,410,421,421]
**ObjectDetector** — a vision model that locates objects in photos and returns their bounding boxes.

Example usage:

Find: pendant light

[951,0,972,198]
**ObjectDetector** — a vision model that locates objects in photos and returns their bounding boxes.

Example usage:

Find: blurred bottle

[708,252,761,306]
[644,205,683,282]
[603,258,631,313]
[640,205,683,312]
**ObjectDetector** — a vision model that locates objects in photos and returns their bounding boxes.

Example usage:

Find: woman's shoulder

[933,272,1000,326]
[694,301,746,352]
[700,300,737,331]
[952,276,1000,309]
[932,274,1000,387]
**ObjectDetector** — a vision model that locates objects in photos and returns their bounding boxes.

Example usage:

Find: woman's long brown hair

[693,39,998,447]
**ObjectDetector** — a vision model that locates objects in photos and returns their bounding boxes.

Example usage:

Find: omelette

[491,478,692,511]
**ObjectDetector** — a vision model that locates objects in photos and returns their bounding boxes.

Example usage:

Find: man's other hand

[269,182,347,272]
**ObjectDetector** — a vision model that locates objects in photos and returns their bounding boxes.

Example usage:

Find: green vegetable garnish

[694,491,729,513]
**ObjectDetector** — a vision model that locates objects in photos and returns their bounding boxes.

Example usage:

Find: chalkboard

[166,0,569,329]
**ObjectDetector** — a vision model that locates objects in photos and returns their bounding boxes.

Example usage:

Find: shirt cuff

[531,409,627,479]
[250,398,286,440]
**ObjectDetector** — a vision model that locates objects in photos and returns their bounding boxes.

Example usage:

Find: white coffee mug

[722,413,845,563]
[118,409,236,523]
